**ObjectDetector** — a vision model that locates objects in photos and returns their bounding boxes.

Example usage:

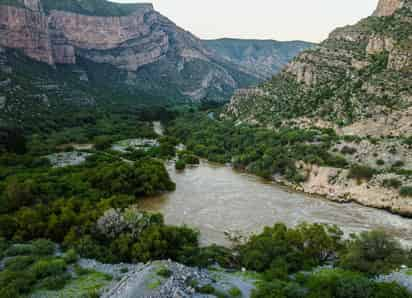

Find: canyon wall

[0,1,167,70]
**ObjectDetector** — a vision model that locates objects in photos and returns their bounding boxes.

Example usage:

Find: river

[140,160,412,246]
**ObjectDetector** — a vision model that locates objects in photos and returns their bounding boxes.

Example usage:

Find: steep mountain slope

[0,0,257,109]
[226,0,412,138]
[0,0,312,132]
[223,0,412,216]
[203,38,315,79]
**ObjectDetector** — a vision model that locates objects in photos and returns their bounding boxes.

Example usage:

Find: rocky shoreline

[230,159,412,219]
[273,165,412,219]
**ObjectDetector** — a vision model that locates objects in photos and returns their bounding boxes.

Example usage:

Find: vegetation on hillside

[168,111,412,198]
[168,112,345,182]
[226,4,412,127]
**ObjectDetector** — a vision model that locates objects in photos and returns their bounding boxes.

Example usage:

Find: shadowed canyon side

[225,0,412,216]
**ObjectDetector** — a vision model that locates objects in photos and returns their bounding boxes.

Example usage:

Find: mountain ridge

[203,38,315,79]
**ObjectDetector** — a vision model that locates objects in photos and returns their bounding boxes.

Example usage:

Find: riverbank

[167,113,412,220]
[273,163,412,218]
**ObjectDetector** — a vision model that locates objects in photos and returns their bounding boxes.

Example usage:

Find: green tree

[340,230,407,275]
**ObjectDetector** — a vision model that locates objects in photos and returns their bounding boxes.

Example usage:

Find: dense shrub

[178,151,200,165]
[175,159,186,170]
[4,256,36,271]
[376,159,385,166]
[251,280,303,298]
[62,248,78,264]
[382,178,402,189]
[305,269,374,298]
[339,230,407,275]
[303,268,412,298]
[32,239,55,255]
[239,223,343,274]
[131,225,199,263]
[94,136,112,150]
[2,179,37,212]
[348,165,376,181]
[252,268,412,298]
[88,158,175,196]
[400,186,412,197]
[168,113,340,183]
[179,245,237,268]
[0,128,27,155]
[373,282,412,298]
[37,274,70,290]
[0,270,36,295]
[30,258,67,279]
[228,286,242,297]
[5,244,35,256]
[341,146,357,155]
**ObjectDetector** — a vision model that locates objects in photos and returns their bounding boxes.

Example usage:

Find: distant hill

[203,38,315,79]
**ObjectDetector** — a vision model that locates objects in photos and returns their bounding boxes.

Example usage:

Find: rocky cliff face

[226,0,412,137]
[47,8,169,69]
[0,0,260,103]
[0,0,163,67]
[0,3,53,64]
[373,0,403,16]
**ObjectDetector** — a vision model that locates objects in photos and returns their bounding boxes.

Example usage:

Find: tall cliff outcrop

[0,0,261,104]
[227,0,412,137]
[0,3,53,64]
[373,0,403,16]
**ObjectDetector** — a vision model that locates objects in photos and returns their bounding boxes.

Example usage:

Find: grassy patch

[232,270,263,282]
[228,286,242,297]
[147,279,162,290]
[156,266,172,278]
[30,271,112,298]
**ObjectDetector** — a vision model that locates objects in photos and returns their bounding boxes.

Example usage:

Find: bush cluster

[168,113,343,183]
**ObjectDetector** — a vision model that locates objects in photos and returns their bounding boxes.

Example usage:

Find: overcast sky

[111,0,378,42]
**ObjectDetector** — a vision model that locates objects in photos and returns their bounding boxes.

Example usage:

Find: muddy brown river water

[140,160,412,246]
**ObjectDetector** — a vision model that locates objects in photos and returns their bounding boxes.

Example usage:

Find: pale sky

[111,0,378,43]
